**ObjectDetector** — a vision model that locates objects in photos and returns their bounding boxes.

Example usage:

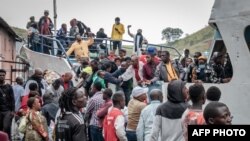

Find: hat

[131,86,148,97]
[147,46,156,55]
[198,56,207,61]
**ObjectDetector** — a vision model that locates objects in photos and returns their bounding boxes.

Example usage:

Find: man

[58,72,74,90]
[111,17,125,53]
[20,83,39,113]
[139,46,160,64]
[96,28,108,45]
[24,68,47,97]
[38,10,53,35]
[85,82,105,141]
[142,47,160,81]
[76,19,88,36]
[136,89,162,141]
[203,86,221,109]
[203,101,232,125]
[127,25,148,55]
[46,79,64,103]
[150,80,188,141]
[126,86,147,141]
[181,83,206,141]
[108,51,117,62]
[180,49,191,67]
[41,93,59,141]
[210,52,232,83]
[26,16,37,29]
[119,49,127,62]
[56,23,68,51]
[192,56,210,83]
[57,87,87,141]
[96,88,113,126]
[112,61,132,105]
[151,51,184,83]
[84,60,99,96]
[120,56,144,87]
[103,92,127,141]
[66,33,94,60]
[182,57,193,82]
[12,76,24,112]
[0,69,15,139]
[193,52,202,67]
[102,62,122,86]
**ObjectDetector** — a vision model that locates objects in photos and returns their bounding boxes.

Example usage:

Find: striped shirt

[86,91,104,127]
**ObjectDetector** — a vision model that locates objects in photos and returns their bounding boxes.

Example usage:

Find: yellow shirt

[66,38,94,59]
[111,23,125,40]
[166,62,178,81]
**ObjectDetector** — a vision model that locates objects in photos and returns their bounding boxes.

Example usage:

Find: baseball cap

[147,46,156,55]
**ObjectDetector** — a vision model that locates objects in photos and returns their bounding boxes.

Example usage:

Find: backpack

[54,118,71,141]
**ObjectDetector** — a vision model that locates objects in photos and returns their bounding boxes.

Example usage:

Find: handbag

[18,116,28,134]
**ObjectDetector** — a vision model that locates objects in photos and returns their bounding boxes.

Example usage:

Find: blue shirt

[12,84,24,111]
[136,100,161,141]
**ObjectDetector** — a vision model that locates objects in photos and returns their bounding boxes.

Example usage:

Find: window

[207,29,233,83]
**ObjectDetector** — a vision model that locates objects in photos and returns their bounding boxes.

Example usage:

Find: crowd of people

[0,43,233,141]
[26,10,149,58]
[0,66,232,141]
[0,9,234,141]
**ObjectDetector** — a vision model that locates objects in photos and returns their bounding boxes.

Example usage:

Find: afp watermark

[188,125,250,140]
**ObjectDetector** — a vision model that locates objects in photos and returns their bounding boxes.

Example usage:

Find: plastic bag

[18,116,27,134]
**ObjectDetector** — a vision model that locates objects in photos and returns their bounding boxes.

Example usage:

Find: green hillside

[12,27,27,39]
[123,26,215,57]
[172,25,215,55]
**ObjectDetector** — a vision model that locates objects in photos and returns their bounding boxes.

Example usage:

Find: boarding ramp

[22,33,182,100]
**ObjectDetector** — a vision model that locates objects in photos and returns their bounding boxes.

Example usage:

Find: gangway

[21,34,181,75]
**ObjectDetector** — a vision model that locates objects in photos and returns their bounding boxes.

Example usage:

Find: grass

[11,27,27,39]
[170,25,214,55]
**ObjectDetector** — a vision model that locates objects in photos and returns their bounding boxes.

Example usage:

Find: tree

[161,27,183,45]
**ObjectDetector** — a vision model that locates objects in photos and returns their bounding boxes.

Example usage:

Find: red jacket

[103,108,123,141]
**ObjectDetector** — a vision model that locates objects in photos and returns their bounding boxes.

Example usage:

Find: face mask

[199,64,206,69]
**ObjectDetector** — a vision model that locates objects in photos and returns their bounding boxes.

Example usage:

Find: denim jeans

[0,111,13,140]
[90,125,104,141]
[126,131,137,141]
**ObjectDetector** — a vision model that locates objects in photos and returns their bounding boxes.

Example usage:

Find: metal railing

[27,34,182,65]
[27,34,74,67]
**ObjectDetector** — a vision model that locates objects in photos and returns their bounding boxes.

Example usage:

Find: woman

[25,97,48,141]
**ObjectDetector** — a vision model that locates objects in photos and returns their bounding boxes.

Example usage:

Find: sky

[0,0,215,44]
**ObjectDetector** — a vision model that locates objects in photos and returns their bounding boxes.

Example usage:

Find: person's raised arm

[127,25,134,38]
[87,35,94,46]
[66,44,75,57]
